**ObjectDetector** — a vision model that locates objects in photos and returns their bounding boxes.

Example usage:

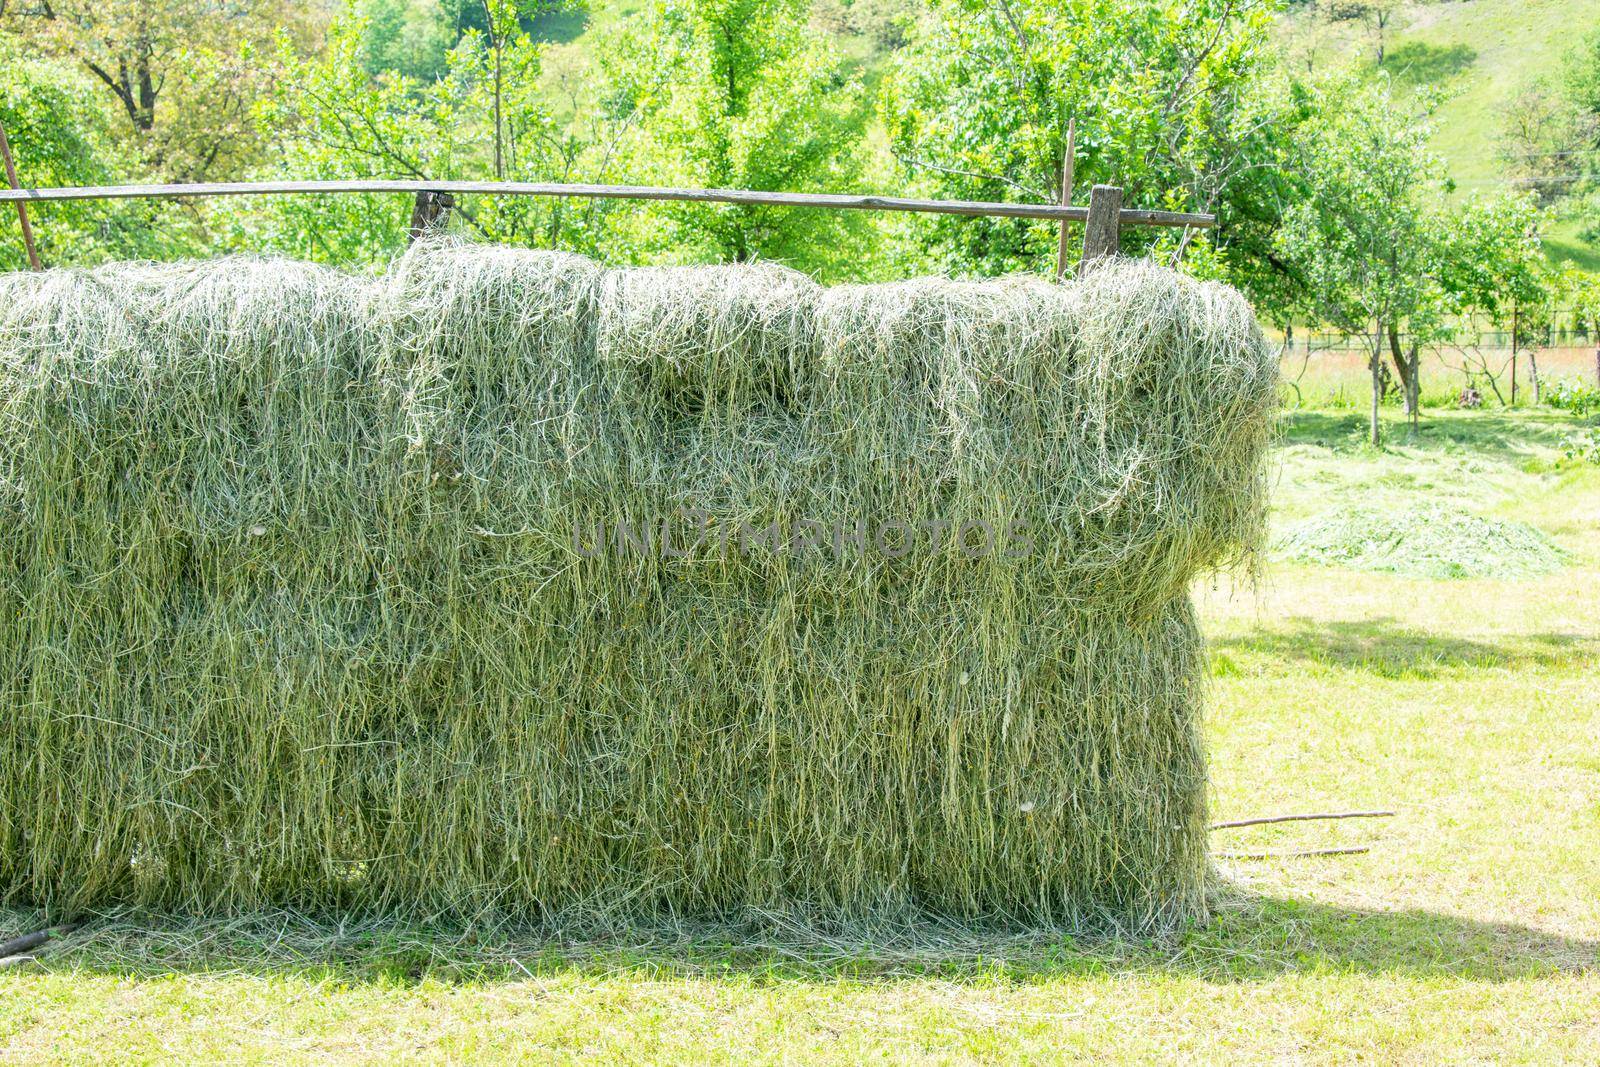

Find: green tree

[595,0,874,278]
[1498,82,1593,207]
[881,0,1288,283]
[1557,27,1600,243]
[1274,72,1447,444]
[1318,0,1438,67]
[0,0,320,181]
[357,0,458,81]
[1568,268,1600,389]
[1437,191,1550,405]
[230,6,610,265]
[0,42,193,268]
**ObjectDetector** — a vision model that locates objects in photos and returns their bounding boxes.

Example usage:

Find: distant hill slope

[1280,0,1600,267]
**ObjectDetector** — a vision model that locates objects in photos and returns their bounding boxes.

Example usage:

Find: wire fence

[1278,339,1600,407]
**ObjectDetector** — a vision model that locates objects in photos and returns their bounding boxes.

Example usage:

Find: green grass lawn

[3,408,1598,1063]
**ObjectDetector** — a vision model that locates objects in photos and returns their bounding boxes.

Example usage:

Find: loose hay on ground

[0,241,1276,934]
[1274,500,1566,579]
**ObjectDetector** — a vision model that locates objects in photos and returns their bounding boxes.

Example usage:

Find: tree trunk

[492,32,504,178]
[1370,324,1384,447]
[1387,322,1415,415]
[1407,340,1421,431]
[135,51,157,131]
[1529,348,1541,405]
[1510,301,1519,406]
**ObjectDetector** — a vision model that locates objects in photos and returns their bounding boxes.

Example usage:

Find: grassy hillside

[1280,0,1600,267]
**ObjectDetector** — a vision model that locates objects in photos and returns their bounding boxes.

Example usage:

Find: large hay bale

[0,241,1275,932]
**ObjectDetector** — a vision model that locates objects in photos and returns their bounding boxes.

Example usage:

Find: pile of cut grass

[1275,500,1566,579]
[0,241,1275,933]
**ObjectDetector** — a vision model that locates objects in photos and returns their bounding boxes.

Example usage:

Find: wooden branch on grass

[1216,846,1372,860]
[1210,810,1396,830]
[0,929,52,959]
[0,924,76,961]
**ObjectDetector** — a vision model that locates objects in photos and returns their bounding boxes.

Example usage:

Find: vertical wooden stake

[0,120,42,270]
[1053,117,1076,281]
[1077,184,1122,275]
[408,190,455,243]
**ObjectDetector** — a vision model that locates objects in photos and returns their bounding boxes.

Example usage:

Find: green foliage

[224,10,610,266]
[881,0,1287,282]
[1567,267,1600,340]
[356,0,585,78]
[0,44,194,269]
[1558,428,1600,466]
[1561,26,1600,116]
[1438,191,1551,342]
[1274,72,1445,340]
[1545,379,1600,418]
[0,0,319,182]
[358,0,459,80]
[596,0,876,278]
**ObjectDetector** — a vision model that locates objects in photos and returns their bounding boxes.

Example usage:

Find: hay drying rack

[0,122,1213,278]
[0,117,1203,279]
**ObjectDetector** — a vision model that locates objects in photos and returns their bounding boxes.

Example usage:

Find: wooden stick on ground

[0,929,53,960]
[0,120,41,270]
[0,923,79,961]
[1216,847,1372,860]
[1210,810,1396,830]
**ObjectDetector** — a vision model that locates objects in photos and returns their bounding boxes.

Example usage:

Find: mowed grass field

[2,408,1598,1063]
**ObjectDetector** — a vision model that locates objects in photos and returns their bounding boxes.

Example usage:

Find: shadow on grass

[527,3,589,43]
[3,891,1595,986]
[1211,617,1600,680]
[1279,409,1581,457]
[1383,41,1477,83]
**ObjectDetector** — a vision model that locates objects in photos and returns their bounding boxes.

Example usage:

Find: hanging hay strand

[0,240,1276,933]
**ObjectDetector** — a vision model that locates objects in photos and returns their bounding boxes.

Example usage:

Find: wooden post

[1077,184,1122,275]
[407,190,455,242]
[0,120,42,270]
[1053,117,1076,281]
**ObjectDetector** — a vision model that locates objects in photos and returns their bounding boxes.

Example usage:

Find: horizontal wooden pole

[0,180,1216,229]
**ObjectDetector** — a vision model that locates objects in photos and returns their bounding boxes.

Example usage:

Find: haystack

[0,241,1275,932]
